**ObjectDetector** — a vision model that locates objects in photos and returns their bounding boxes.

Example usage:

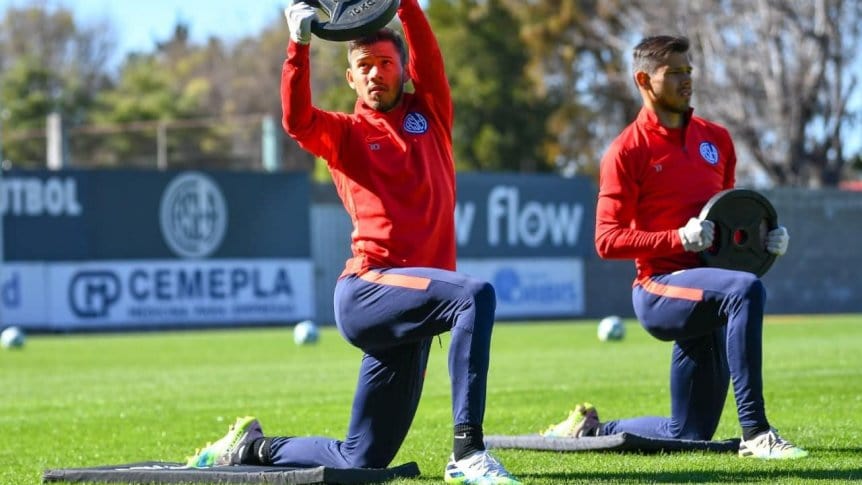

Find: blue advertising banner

[0,169,314,330]
[455,173,596,258]
[454,174,596,318]
[1,169,310,260]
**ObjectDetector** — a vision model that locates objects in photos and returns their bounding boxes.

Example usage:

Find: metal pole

[157,121,168,170]
[46,112,65,170]
[261,115,281,172]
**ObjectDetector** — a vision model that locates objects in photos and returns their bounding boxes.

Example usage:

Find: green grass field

[2,315,861,484]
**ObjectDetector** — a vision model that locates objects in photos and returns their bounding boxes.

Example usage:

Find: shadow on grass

[808,445,862,453]
[520,468,862,483]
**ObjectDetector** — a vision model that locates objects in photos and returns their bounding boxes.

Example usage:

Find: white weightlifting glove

[766,225,789,256]
[678,217,715,252]
[285,2,317,45]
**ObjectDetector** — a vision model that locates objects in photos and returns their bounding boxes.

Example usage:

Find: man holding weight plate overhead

[184,0,520,482]
[542,35,806,460]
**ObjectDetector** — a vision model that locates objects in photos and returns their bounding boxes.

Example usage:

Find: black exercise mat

[485,432,740,453]
[42,461,420,484]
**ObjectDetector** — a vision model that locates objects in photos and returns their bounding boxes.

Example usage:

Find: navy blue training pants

[601,267,768,440]
[268,267,496,468]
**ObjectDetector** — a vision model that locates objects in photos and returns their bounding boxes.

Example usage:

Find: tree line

[1,0,860,187]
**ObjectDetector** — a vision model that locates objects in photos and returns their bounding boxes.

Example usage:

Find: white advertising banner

[1,259,313,329]
[458,258,585,319]
[1,263,50,327]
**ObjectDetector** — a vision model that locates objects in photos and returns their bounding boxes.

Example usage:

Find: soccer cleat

[444,450,521,484]
[541,402,601,438]
[185,416,263,467]
[739,428,808,459]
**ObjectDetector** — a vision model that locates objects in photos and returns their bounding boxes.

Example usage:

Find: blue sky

[1,0,288,64]
[0,0,431,64]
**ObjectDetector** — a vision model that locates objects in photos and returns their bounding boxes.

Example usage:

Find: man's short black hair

[347,28,408,66]
[632,35,690,75]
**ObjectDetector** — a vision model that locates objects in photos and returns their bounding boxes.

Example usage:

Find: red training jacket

[595,107,736,283]
[281,0,455,277]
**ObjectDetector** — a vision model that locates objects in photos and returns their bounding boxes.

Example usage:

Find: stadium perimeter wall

[757,189,861,315]
[311,185,862,324]
[0,169,315,331]
[1,169,859,331]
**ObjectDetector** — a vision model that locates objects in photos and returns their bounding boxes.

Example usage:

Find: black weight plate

[697,189,779,277]
[308,0,401,42]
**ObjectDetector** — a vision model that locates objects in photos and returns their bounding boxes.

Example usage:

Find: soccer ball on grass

[1,326,26,349]
[597,315,625,342]
[293,320,320,346]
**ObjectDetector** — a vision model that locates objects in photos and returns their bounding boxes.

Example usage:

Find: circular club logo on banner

[159,172,228,258]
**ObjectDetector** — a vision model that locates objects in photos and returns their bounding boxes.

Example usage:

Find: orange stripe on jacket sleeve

[640,278,704,302]
[360,270,431,290]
